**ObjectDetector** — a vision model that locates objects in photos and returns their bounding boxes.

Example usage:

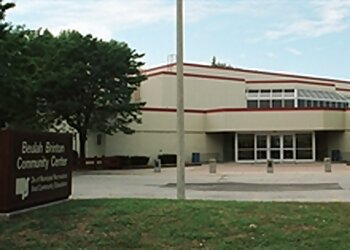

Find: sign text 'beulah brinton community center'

[0,130,72,213]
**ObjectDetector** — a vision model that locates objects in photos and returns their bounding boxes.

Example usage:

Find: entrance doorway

[236,132,315,163]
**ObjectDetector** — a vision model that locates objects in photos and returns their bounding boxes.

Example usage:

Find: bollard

[154,158,161,173]
[209,158,216,173]
[267,159,274,173]
[324,157,331,173]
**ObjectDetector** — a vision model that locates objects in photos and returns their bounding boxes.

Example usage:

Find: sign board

[0,130,72,213]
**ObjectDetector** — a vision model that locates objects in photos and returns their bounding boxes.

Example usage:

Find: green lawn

[1,199,350,249]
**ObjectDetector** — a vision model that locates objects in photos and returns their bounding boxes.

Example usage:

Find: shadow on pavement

[163,182,342,192]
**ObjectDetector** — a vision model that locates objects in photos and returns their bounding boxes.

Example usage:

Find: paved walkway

[72,162,350,202]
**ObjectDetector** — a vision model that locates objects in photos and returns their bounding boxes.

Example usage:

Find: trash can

[267,159,273,173]
[154,158,161,173]
[192,152,200,163]
[331,150,341,162]
[324,157,331,173]
[209,158,216,173]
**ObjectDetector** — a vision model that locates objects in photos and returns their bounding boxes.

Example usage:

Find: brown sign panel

[0,130,72,213]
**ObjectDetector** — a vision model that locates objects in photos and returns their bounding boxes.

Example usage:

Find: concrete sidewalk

[72,162,350,202]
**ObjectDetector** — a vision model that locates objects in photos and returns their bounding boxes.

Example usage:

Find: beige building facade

[87,63,350,164]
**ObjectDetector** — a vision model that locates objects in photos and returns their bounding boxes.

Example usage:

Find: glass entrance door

[282,135,294,161]
[236,132,314,163]
[270,135,281,161]
[256,135,267,161]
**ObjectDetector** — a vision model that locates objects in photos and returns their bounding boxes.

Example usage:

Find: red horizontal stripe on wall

[205,107,342,113]
[246,80,334,87]
[142,107,205,114]
[142,107,345,114]
[146,71,245,82]
[336,87,350,92]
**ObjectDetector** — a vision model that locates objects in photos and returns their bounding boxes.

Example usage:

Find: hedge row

[158,154,177,164]
[113,156,150,166]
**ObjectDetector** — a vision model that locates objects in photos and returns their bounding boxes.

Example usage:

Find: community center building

[86,63,350,164]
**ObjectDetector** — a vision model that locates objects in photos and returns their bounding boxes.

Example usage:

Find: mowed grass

[1,199,350,249]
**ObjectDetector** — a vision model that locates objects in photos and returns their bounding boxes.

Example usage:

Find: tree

[0,1,52,129]
[0,0,15,127]
[0,0,14,34]
[0,1,38,128]
[0,25,54,129]
[38,31,147,160]
[211,56,234,69]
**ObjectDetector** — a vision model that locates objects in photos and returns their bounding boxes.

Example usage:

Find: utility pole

[176,0,185,199]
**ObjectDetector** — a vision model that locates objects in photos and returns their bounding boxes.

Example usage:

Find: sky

[5,0,350,80]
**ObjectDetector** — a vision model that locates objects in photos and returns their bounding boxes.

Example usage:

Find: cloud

[185,0,271,21]
[7,0,274,40]
[8,0,175,39]
[286,47,302,56]
[265,0,350,39]
[266,52,277,58]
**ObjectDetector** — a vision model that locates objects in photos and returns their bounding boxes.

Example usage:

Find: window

[247,89,259,98]
[296,150,312,159]
[248,90,259,93]
[270,135,280,148]
[272,89,282,98]
[260,89,271,98]
[270,150,280,160]
[283,135,293,148]
[284,150,294,159]
[296,133,313,160]
[283,134,294,160]
[298,99,306,108]
[296,134,312,148]
[238,134,254,148]
[284,89,295,98]
[237,134,254,160]
[96,134,102,145]
[257,135,267,148]
[260,100,270,108]
[247,100,258,108]
[272,100,282,108]
[246,89,298,109]
[284,100,294,108]
[257,151,267,160]
[238,150,254,160]
[297,89,348,110]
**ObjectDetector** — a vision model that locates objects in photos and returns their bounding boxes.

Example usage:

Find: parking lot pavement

[72,163,350,202]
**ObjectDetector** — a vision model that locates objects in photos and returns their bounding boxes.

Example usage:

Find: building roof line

[147,71,245,82]
[146,70,348,88]
[144,62,350,84]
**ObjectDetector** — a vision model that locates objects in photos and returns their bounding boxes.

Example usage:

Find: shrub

[129,156,149,165]
[159,154,176,164]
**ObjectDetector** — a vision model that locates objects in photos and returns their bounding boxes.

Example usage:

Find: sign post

[0,130,72,213]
